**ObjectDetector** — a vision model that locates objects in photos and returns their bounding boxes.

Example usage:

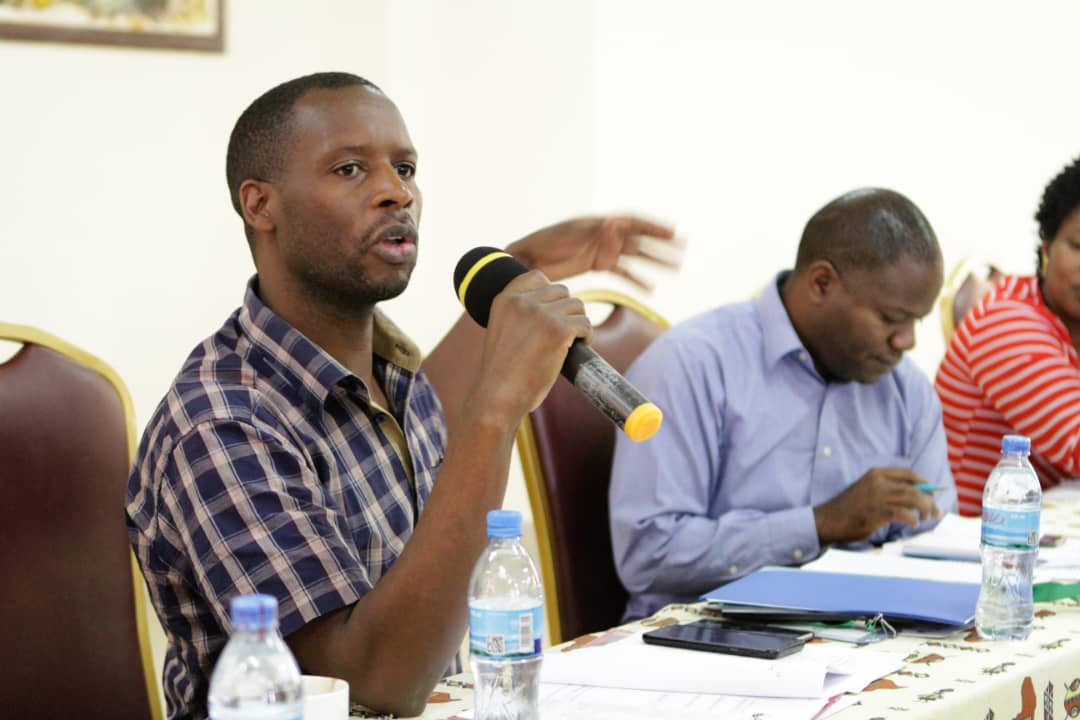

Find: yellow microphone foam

[624,402,663,442]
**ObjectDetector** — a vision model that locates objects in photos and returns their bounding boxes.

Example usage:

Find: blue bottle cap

[230,594,278,630]
[1001,434,1031,454]
[486,509,523,538]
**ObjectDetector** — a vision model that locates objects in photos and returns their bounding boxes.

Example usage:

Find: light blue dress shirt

[609,273,957,620]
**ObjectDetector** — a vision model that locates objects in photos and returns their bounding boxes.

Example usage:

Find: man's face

[814,255,942,383]
[270,85,422,309]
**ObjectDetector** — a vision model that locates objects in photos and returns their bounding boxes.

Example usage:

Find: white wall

[1,0,385,423]
[0,0,594,514]
[13,0,1076,526]
[591,0,1080,372]
[0,0,594,679]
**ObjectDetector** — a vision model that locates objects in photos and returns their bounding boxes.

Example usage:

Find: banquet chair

[0,322,162,720]
[939,257,1003,344]
[515,290,669,645]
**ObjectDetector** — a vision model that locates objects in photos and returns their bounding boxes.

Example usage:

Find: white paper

[1043,480,1080,501]
[535,684,829,720]
[886,510,1080,583]
[1033,542,1080,582]
[899,513,982,562]
[538,632,903,699]
[805,546,982,584]
[459,685,829,720]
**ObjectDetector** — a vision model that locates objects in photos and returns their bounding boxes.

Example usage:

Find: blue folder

[701,567,979,626]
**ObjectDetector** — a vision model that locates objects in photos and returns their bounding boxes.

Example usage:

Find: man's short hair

[795,188,940,275]
[225,72,381,238]
[1035,156,1080,269]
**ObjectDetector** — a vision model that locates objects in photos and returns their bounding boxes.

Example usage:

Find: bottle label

[981,508,1040,549]
[469,604,543,658]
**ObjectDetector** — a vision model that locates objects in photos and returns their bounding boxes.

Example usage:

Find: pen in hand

[914,483,944,494]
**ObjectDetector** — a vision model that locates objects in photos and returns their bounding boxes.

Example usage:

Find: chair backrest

[939,258,1004,343]
[516,290,669,644]
[0,323,161,720]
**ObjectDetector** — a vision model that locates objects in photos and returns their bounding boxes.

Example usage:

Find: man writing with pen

[609,188,958,621]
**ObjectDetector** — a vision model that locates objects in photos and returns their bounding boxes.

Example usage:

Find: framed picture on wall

[0,0,224,52]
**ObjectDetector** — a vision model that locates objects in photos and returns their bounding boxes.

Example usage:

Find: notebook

[899,513,981,562]
[702,566,979,626]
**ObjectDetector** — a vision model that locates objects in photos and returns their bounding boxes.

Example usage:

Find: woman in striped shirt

[936,156,1080,515]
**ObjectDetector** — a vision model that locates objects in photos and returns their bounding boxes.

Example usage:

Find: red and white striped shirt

[935,274,1080,515]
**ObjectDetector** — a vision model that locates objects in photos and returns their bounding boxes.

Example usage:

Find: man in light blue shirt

[610,188,958,620]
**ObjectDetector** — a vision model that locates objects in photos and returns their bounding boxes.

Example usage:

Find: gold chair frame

[515,290,669,644]
[0,322,163,720]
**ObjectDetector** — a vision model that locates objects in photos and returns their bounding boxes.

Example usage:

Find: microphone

[453,247,663,442]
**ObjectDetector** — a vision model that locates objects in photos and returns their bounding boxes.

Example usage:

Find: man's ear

[239,179,276,234]
[804,259,840,304]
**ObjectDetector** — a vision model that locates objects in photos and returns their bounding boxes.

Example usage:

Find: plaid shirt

[126,279,447,720]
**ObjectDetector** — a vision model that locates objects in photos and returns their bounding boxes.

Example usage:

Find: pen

[915,483,944,494]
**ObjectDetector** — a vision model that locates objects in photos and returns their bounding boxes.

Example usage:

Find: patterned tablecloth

[350,492,1080,720]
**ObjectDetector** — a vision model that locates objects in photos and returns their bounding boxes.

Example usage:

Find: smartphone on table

[642,619,810,659]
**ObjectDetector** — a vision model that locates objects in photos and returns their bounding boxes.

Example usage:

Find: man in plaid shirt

[126,71,677,720]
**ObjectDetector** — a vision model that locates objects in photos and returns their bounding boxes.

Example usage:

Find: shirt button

[793,548,804,561]
[799,351,808,362]
[822,446,832,457]
[728,565,738,575]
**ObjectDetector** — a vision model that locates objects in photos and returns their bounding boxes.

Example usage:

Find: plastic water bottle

[208,594,303,719]
[976,434,1042,640]
[468,510,544,720]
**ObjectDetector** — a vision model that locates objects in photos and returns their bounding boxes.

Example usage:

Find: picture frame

[0,0,224,53]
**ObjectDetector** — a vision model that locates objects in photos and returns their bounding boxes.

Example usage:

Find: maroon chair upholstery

[0,323,160,720]
[516,291,668,644]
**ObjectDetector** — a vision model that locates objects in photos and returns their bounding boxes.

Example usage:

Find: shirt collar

[371,311,422,374]
[236,276,423,408]
[756,270,810,369]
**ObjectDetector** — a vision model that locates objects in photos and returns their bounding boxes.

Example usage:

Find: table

[350,491,1080,719]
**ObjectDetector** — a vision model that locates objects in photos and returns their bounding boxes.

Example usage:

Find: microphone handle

[561,340,652,433]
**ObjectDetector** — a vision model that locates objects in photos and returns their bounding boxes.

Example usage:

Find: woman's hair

[1035,156,1080,272]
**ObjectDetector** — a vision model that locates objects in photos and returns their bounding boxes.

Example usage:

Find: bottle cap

[230,594,279,630]
[486,509,522,538]
[624,402,663,443]
[1001,434,1031,455]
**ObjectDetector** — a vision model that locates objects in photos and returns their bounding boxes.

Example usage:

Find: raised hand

[505,215,681,290]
